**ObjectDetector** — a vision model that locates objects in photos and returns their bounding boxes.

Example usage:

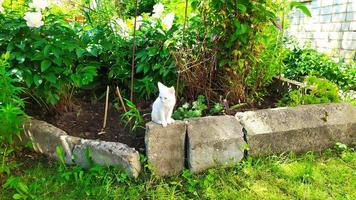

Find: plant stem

[130,0,139,102]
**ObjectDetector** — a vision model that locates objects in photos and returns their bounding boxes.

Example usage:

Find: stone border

[145,103,356,176]
[20,119,141,178]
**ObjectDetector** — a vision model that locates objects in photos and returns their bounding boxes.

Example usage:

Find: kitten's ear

[169,86,175,94]
[158,82,165,91]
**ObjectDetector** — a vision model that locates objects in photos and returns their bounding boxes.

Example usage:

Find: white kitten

[151,82,176,127]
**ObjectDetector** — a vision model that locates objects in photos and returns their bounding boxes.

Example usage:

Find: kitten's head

[158,82,175,103]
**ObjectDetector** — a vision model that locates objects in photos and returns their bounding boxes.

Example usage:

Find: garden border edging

[20,119,141,178]
[145,103,356,176]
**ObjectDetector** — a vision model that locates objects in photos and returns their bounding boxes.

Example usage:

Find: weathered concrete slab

[145,121,186,176]
[72,139,141,178]
[23,119,68,159]
[187,116,245,173]
[235,103,356,156]
[22,119,141,177]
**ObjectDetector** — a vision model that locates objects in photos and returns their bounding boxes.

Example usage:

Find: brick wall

[287,0,356,62]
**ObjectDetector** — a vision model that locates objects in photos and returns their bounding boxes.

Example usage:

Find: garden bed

[27,100,147,152]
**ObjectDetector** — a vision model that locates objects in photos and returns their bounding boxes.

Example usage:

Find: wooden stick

[116,86,127,113]
[99,86,110,135]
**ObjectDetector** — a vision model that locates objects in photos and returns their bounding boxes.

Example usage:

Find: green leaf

[44,45,52,56]
[40,60,52,72]
[33,75,42,86]
[45,73,57,84]
[290,2,312,17]
[13,194,23,199]
[76,48,86,58]
[237,4,247,13]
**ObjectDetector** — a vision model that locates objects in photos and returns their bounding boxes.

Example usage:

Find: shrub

[0,6,100,106]
[278,76,340,107]
[173,0,287,104]
[84,5,181,100]
[283,39,356,90]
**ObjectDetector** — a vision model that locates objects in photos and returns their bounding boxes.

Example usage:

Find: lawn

[1,145,355,200]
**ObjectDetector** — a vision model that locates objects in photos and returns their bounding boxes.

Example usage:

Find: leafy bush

[173,0,289,103]
[0,7,100,106]
[283,39,356,90]
[278,76,340,107]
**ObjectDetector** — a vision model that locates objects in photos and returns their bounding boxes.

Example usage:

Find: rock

[187,116,245,173]
[22,119,141,178]
[236,103,356,156]
[72,139,141,178]
[145,121,186,176]
[22,119,68,159]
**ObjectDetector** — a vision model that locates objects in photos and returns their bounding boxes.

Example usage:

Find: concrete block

[320,14,332,23]
[321,24,334,31]
[329,32,343,40]
[313,31,328,39]
[22,119,141,177]
[343,32,356,40]
[73,139,141,177]
[341,40,356,50]
[321,6,332,15]
[236,103,356,156]
[333,4,347,13]
[145,121,186,176]
[347,4,356,12]
[346,12,355,21]
[334,0,348,5]
[321,0,334,7]
[341,22,351,30]
[315,39,329,48]
[332,13,347,22]
[187,116,245,173]
[23,119,68,159]
[350,22,356,30]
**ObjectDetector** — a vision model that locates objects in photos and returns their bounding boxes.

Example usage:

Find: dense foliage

[0,10,100,106]
[283,39,356,90]
[278,76,340,107]
[0,52,27,144]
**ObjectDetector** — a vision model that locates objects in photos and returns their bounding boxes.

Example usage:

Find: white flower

[24,11,44,28]
[162,13,174,30]
[132,16,143,30]
[89,0,97,10]
[112,18,130,38]
[152,3,164,18]
[0,0,4,13]
[29,0,48,11]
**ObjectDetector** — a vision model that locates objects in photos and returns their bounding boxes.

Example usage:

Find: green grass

[1,146,355,200]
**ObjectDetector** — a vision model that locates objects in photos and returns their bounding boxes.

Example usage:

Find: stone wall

[287,0,356,62]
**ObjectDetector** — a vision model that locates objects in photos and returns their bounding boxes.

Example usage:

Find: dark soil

[27,100,148,153]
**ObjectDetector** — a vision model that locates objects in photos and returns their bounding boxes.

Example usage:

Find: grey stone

[236,103,356,156]
[187,116,245,174]
[72,139,141,178]
[145,121,186,176]
[22,119,68,159]
[22,119,141,178]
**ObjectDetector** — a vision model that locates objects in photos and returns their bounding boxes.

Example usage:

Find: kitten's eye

[164,97,167,100]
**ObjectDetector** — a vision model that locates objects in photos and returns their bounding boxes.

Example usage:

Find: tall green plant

[0,52,27,144]
[0,8,100,106]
